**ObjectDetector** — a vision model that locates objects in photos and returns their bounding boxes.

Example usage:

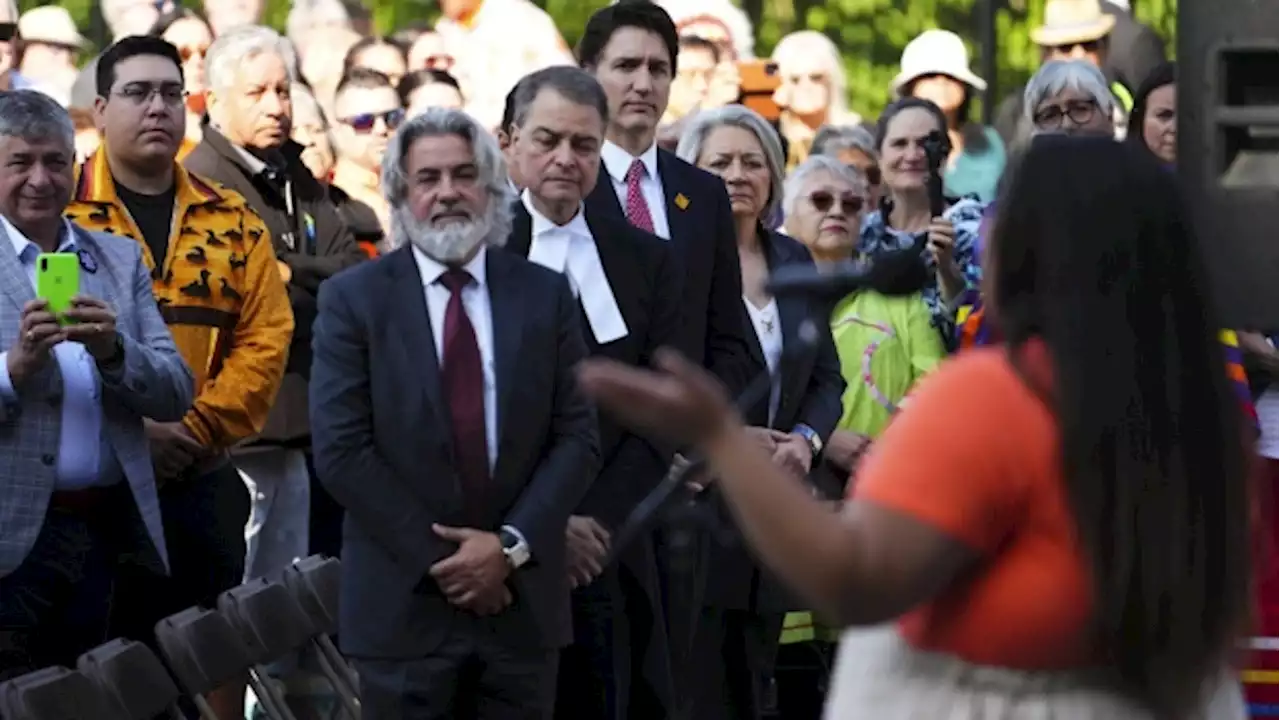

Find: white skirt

[823,626,1248,719]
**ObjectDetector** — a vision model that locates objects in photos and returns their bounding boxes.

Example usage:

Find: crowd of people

[0,0,1274,719]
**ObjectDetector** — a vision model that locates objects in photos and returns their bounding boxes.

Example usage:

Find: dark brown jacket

[185,125,366,443]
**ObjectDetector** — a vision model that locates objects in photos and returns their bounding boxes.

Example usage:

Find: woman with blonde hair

[771,30,860,170]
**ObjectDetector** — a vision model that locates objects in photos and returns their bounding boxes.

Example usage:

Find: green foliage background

[44,0,1176,119]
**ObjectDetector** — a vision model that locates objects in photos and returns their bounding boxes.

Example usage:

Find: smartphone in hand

[36,252,80,325]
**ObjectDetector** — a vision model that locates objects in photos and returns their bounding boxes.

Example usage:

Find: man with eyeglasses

[330,67,405,248]
[65,34,294,720]
[183,25,363,609]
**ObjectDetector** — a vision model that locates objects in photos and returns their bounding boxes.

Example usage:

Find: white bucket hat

[890,29,987,96]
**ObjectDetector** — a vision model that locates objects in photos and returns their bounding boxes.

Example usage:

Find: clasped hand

[429,524,512,615]
[8,297,118,386]
[746,427,812,478]
[145,419,205,484]
[566,516,610,588]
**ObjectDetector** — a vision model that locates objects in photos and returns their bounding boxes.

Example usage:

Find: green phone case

[36,253,80,325]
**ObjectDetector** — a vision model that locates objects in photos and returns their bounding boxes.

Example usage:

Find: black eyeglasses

[113,82,187,107]
[340,109,405,134]
[0,24,14,43]
[809,190,864,215]
[1032,99,1099,129]
[1050,39,1102,55]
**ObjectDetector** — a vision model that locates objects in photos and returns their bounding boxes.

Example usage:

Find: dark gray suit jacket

[309,245,600,658]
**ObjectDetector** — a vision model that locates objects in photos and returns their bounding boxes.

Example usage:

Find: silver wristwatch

[499,527,530,569]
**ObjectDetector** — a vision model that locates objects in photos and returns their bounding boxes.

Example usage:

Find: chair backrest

[218,578,314,664]
[282,555,341,636]
[153,606,254,696]
[77,639,181,720]
[0,666,102,720]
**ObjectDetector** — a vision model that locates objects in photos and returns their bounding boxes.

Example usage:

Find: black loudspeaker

[1179,0,1279,332]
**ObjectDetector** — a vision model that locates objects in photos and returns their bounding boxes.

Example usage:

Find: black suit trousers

[0,483,137,681]
[355,620,558,720]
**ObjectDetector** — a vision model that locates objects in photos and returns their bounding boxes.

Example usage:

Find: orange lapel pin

[675,193,690,210]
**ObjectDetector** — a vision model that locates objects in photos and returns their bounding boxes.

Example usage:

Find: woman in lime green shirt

[783,155,946,481]
[770,155,945,714]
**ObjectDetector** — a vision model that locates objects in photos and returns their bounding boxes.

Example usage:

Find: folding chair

[219,579,324,720]
[77,639,184,720]
[153,605,256,720]
[0,666,101,719]
[282,555,360,715]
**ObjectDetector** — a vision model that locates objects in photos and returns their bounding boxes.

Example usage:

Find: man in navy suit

[578,3,754,717]
[309,107,600,718]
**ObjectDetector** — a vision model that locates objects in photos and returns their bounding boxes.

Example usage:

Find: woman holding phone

[858,97,983,346]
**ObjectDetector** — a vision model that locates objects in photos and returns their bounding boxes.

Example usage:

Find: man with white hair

[310,107,599,717]
[184,25,364,597]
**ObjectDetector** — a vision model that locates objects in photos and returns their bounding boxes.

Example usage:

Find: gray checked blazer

[0,221,194,579]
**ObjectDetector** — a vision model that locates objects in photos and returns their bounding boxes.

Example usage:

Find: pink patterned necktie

[624,158,655,233]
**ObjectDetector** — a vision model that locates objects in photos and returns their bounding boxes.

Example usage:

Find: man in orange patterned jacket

[66,35,292,720]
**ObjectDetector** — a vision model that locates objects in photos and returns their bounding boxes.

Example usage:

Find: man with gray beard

[309,107,600,717]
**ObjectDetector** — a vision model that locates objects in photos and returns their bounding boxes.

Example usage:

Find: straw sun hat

[1031,0,1117,47]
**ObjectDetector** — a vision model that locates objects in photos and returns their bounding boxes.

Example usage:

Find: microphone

[766,233,933,301]
[766,259,874,301]
[603,368,774,567]
[605,239,934,565]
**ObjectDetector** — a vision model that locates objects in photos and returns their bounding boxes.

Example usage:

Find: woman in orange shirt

[578,136,1250,718]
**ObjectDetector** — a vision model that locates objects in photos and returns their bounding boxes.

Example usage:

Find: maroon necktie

[439,269,489,521]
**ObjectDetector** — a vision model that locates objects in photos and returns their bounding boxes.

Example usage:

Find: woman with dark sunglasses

[857,97,985,347]
[775,152,948,715]
[783,154,945,491]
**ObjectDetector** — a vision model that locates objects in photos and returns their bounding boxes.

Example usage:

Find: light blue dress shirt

[0,217,123,489]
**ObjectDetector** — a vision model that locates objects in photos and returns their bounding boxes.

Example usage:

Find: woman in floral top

[858,97,984,344]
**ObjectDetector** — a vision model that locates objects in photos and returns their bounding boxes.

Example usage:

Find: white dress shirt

[601,140,671,240]
[0,217,122,489]
[521,192,628,345]
[411,245,499,473]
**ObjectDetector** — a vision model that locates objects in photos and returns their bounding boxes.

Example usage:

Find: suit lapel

[766,234,818,427]
[581,211,632,356]
[68,227,113,309]
[589,160,626,222]
[486,250,523,462]
[656,151,693,252]
[740,301,766,370]
[388,249,448,434]
[0,220,34,312]
[508,202,532,258]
